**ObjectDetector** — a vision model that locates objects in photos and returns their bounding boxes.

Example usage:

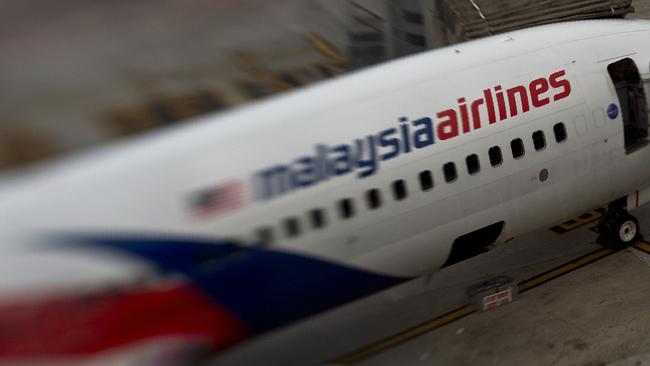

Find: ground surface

[359,246,650,366]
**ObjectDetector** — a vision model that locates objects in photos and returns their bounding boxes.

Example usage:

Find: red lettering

[495,85,507,121]
[549,69,571,101]
[483,89,496,124]
[506,85,530,117]
[434,71,571,142]
[458,98,470,133]
[529,77,550,107]
[470,98,484,130]
[436,109,459,140]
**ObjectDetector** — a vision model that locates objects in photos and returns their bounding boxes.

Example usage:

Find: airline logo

[253,69,571,201]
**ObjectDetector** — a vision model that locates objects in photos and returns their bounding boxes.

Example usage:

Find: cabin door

[607,58,649,153]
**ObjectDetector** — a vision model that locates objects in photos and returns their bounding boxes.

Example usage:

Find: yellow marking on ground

[333,306,474,365]
[517,248,614,292]
[333,246,619,364]
[633,240,650,254]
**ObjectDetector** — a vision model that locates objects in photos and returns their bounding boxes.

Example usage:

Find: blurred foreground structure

[0,0,636,170]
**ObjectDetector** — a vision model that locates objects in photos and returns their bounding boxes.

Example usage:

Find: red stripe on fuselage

[0,284,248,358]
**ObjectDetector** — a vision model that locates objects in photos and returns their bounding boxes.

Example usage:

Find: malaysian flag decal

[189,180,246,218]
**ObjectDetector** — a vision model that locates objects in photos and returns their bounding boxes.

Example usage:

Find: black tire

[614,214,639,245]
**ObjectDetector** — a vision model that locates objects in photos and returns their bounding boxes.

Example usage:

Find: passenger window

[392,179,408,200]
[284,217,301,238]
[366,188,382,209]
[489,146,503,167]
[255,227,274,245]
[338,198,355,219]
[443,162,457,183]
[419,170,433,191]
[309,208,326,229]
[553,122,567,143]
[510,138,525,159]
[532,130,546,151]
[466,154,480,175]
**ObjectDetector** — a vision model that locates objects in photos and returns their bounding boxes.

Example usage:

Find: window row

[253,122,567,244]
[442,122,566,182]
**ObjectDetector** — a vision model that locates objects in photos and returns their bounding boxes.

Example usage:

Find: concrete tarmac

[359,245,650,366]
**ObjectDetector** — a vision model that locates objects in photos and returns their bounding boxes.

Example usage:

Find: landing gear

[618,217,639,243]
[597,205,640,248]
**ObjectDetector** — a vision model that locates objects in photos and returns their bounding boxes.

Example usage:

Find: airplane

[0,18,650,364]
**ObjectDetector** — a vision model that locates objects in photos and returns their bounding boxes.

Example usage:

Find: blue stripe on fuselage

[62,235,408,334]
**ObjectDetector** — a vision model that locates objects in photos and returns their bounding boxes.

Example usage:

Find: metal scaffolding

[440,0,634,42]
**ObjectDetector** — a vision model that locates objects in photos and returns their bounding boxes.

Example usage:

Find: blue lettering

[293,156,317,187]
[316,144,331,181]
[254,165,294,200]
[253,112,439,201]
[331,145,354,175]
[399,117,411,153]
[355,135,377,178]
[378,128,400,161]
[413,117,434,149]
